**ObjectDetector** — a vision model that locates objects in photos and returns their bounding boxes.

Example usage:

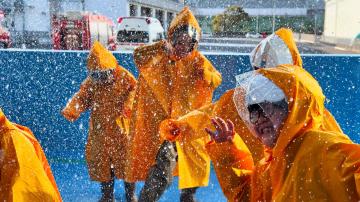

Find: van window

[117,30,149,43]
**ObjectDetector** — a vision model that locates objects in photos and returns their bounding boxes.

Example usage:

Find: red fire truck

[0,10,11,49]
[51,11,115,50]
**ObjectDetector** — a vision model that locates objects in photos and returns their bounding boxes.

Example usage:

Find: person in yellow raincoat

[159,27,344,201]
[62,41,137,202]
[207,65,360,201]
[125,7,222,202]
[0,108,62,202]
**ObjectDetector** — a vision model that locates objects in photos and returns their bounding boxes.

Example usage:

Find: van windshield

[117,30,149,43]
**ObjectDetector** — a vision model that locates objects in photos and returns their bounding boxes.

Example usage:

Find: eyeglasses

[249,104,273,124]
[248,101,288,124]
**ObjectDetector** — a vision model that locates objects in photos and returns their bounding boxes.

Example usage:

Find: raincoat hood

[250,28,302,69]
[87,41,117,71]
[167,7,201,41]
[258,65,325,155]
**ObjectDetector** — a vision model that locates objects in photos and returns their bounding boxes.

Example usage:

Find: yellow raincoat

[62,42,137,182]
[159,90,258,200]
[246,65,360,201]
[159,27,345,201]
[125,7,222,189]
[0,109,61,201]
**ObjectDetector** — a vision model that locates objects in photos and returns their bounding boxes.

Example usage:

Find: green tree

[212,6,250,36]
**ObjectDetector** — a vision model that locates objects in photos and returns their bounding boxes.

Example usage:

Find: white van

[115,17,165,50]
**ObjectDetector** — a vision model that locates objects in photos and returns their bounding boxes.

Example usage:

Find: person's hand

[205,117,235,143]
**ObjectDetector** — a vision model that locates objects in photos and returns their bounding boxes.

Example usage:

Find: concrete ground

[51,161,227,202]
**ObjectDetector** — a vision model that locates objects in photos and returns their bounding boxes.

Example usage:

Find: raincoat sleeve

[202,57,222,89]
[117,67,137,94]
[159,103,215,142]
[0,127,18,198]
[322,109,343,133]
[115,67,137,135]
[61,78,92,122]
[321,137,360,199]
[205,134,253,202]
[14,124,61,197]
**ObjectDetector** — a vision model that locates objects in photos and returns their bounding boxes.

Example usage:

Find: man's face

[248,102,288,148]
[171,33,197,59]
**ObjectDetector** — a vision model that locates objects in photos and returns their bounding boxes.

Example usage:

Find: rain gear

[0,109,61,202]
[234,65,360,201]
[62,41,137,182]
[125,7,222,189]
[159,28,345,201]
[159,90,259,200]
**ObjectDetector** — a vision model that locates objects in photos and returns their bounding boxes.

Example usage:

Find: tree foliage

[212,6,250,36]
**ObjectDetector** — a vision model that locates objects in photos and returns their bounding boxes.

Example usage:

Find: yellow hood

[167,7,201,40]
[275,28,302,67]
[250,28,302,68]
[258,65,325,155]
[87,41,117,71]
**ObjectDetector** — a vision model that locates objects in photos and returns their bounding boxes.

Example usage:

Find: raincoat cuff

[159,119,186,142]
[61,109,78,122]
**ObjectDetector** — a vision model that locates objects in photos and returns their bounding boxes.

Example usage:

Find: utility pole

[314,0,319,40]
[81,0,85,12]
[272,0,275,33]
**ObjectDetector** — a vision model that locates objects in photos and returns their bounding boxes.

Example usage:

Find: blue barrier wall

[0,50,359,160]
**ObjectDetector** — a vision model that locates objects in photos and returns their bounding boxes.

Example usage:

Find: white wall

[323,0,360,45]
[24,0,50,32]
[61,0,83,12]
[85,0,128,22]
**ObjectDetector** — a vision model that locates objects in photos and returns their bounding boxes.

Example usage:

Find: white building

[186,0,324,34]
[1,0,184,48]
[323,0,360,47]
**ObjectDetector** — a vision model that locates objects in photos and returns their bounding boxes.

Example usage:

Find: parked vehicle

[351,33,360,50]
[245,32,261,38]
[0,10,11,49]
[51,11,115,50]
[115,17,165,50]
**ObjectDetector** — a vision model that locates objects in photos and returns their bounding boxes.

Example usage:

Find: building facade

[323,0,360,47]
[186,0,325,35]
[0,0,184,48]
